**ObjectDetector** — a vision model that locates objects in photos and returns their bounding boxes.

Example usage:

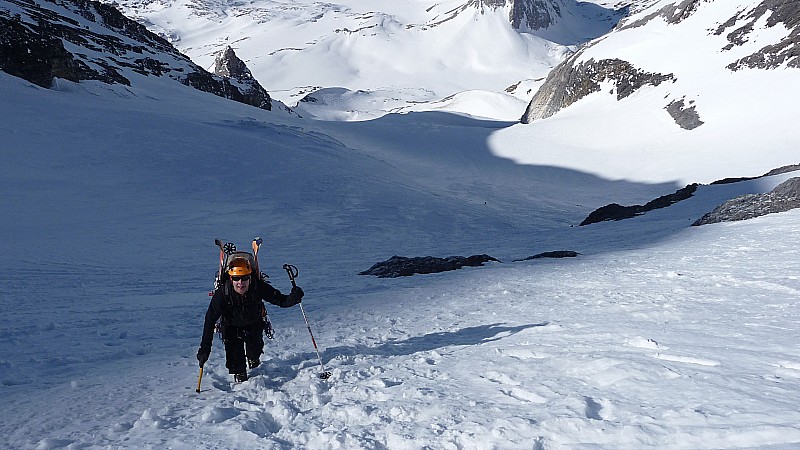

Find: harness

[215,281,274,340]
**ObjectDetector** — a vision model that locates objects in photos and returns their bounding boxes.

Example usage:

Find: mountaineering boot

[234,373,248,382]
[248,358,260,369]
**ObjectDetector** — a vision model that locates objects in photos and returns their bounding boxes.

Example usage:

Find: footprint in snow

[200,406,239,424]
[483,371,547,404]
[500,387,547,404]
[773,361,800,379]
[651,353,719,366]
[584,396,604,420]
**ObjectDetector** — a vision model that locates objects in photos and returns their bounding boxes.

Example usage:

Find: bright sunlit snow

[2,0,800,448]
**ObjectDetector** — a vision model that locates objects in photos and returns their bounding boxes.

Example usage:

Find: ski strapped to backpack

[210,237,274,340]
[251,237,275,339]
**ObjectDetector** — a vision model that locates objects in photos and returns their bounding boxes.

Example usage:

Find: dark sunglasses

[231,275,250,282]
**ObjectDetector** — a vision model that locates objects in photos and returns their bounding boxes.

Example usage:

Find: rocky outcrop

[620,0,703,30]
[0,0,167,87]
[521,57,674,122]
[513,251,580,261]
[717,0,800,70]
[665,98,704,130]
[0,13,120,87]
[764,164,800,177]
[621,0,800,71]
[693,177,800,226]
[0,0,273,110]
[510,0,561,30]
[212,46,272,110]
[430,0,623,35]
[580,184,698,226]
[359,255,499,278]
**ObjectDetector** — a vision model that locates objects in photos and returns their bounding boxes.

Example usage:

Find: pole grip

[282,264,298,287]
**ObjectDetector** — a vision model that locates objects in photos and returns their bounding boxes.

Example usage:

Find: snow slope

[2,0,800,448]
[2,62,800,448]
[498,0,800,184]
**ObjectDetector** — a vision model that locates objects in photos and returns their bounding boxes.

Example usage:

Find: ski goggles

[231,275,250,282]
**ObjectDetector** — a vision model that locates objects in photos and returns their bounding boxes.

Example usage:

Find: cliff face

[521,57,674,123]
[0,0,273,110]
[509,0,562,31]
[212,46,272,111]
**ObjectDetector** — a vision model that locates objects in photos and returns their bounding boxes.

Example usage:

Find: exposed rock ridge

[619,0,704,30]
[513,250,580,261]
[693,177,800,225]
[579,184,698,226]
[0,0,273,110]
[359,255,499,278]
[428,0,560,30]
[716,0,800,70]
[580,165,800,227]
[521,57,674,122]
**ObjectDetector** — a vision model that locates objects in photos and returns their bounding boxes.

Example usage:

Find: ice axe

[196,366,204,393]
[283,264,332,380]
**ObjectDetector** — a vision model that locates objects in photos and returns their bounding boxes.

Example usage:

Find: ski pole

[196,366,204,393]
[283,264,331,380]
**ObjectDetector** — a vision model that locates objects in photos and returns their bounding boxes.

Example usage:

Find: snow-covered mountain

[523,0,800,123]
[2,0,800,448]
[103,0,639,118]
[498,0,800,184]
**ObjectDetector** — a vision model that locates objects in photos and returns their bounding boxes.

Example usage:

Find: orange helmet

[227,258,252,277]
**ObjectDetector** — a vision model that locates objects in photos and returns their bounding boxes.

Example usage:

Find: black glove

[289,286,304,305]
[197,347,210,367]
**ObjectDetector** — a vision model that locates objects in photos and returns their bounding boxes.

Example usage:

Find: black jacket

[200,278,299,351]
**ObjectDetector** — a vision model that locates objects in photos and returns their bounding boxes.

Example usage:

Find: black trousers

[222,323,264,374]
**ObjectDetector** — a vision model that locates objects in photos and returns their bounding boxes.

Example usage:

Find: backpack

[211,238,266,296]
[210,239,274,339]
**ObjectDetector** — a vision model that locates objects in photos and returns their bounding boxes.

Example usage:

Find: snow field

[12,210,800,449]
